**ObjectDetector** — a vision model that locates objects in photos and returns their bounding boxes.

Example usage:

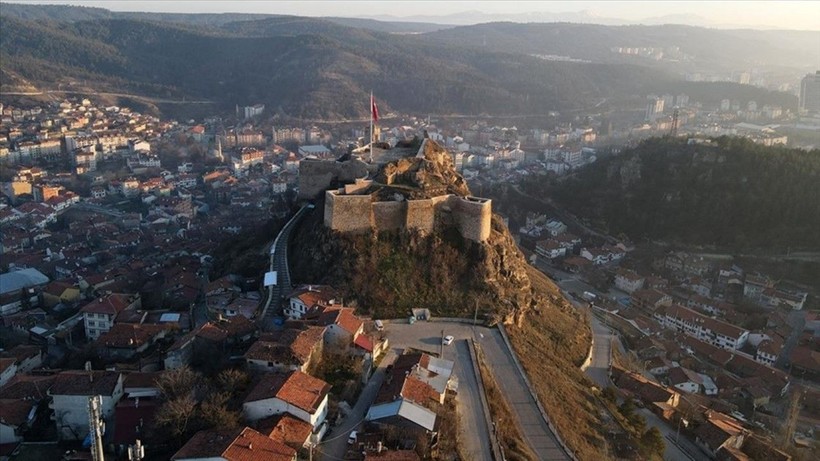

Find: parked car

[443,335,454,345]
[348,431,358,445]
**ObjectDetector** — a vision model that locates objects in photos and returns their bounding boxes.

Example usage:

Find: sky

[5,1,820,30]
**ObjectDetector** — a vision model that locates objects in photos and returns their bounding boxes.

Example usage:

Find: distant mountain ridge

[0,3,803,119]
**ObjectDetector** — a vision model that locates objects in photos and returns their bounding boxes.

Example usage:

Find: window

[88,321,96,327]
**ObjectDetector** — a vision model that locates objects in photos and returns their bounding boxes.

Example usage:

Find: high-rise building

[645,96,665,122]
[799,71,820,113]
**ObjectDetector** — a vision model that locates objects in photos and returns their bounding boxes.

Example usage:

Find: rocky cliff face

[290,140,538,324]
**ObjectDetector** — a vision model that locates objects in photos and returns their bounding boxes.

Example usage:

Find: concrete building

[49,370,124,440]
[799,70,820,113]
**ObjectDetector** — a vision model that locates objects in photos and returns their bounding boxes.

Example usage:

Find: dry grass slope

[506,266,610,460]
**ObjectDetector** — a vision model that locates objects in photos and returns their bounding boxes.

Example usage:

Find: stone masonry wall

[324,191,373,233]
[325,191,492,242]
[372,201,404,231]
[299,159,370,199]
[405,199,436,235]
[453,196,492,242]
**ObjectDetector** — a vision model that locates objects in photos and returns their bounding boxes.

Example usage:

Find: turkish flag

[371,94,379,122]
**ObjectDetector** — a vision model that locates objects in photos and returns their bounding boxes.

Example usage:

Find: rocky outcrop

[290,139,538,324]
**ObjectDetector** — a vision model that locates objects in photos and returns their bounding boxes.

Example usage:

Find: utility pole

[440,329,445,357]
[88,395,105,461]
[473,302,479,326]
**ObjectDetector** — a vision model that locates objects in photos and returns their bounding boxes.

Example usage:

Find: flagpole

[369,91,374,162]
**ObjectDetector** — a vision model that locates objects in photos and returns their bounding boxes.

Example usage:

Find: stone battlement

[324,189,491,242]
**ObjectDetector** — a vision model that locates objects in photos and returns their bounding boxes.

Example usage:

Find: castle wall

[372,201,404,231]
[324,191,373,233]
[452,196,492,242]
[299,159,371,199]
[405,199,436,235]
[324,189,492,243]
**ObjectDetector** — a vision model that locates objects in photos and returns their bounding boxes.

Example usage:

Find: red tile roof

[0,399,34,426]
[80,293,136,316]
[49,370,121,396]
[256,414,312,450]
[244,371,330,414]
[172,427,295,461]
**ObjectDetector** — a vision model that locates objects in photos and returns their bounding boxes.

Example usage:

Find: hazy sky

[6,1,820,30]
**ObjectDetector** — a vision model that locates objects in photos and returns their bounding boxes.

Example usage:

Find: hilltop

[523,136,820,250]
[290,140,534,323]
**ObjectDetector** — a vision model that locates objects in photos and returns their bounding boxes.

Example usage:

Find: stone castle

[299,139,492,243]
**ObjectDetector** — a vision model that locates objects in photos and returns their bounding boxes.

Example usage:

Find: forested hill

[525,137,820,250]
[0,4,799,119]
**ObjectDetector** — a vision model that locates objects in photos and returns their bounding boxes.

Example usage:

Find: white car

[347,430,358,445]
[443,335,454,345]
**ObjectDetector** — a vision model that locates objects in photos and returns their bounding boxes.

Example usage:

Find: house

[646,357,673,376]
[535,239,566,260]
[694,411,747,460]
[172,426,296,461]
[242,371,331,428]
[317,307,364,348]
[668,367,703,394]
[755,339,782,366]
[97,323,172,359]
[0,398,36,446]
[1,345,43,374]
[614,269,645,294]
[285,285,338,320]
[80,293,141,340]
[0,358,17,388]
[49,370,124,440]
[41,280,82,308]
[631,289,673,314]
[365,352,455,438]
[659,304,749,350]
[612,366,680,417]
[562,256,592,273]
[244,327,325,373]
[164,331,196,370]
[256,414,313,450]
[743,274,772,301]
[113,396,158,449]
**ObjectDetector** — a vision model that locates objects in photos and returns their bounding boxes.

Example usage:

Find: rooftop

[172,426,296,461]
[244,371,331,414]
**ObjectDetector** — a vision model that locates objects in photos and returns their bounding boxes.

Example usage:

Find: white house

[49,370,124,440]
[80,293,141,340]
[755,340,781,366]
[284,285,338,320]
[242,371,330,429]
[614,269,645,294]
[660,304,749,351]
[535,239,566,260]
[668,367,702,394]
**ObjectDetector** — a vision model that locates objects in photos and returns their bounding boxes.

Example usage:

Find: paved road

[260,204,311,327]
[387,321,570,461]
[586,315,613,388]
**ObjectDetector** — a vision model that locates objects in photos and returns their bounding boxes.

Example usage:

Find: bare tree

[157,366,198,401]
[154,395,198,439]
[215,369,249,398]
[200,391,240,429]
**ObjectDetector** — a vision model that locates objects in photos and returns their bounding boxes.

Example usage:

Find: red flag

[371,94,379,122]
